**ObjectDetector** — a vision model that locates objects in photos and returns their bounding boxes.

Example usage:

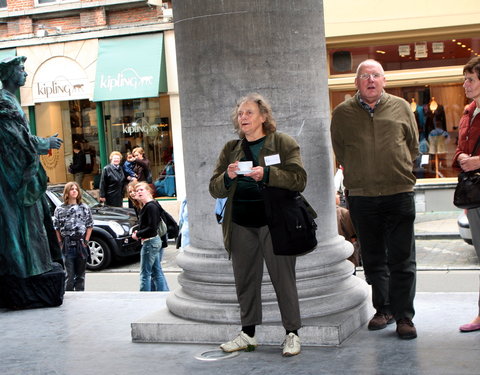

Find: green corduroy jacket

[209,131,307,255]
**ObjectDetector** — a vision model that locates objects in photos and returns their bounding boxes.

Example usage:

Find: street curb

[415,233,461,240]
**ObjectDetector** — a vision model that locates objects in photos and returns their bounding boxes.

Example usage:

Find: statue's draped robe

[0,89,55,278]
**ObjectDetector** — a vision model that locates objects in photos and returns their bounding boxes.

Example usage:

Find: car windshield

[50,187,101,208]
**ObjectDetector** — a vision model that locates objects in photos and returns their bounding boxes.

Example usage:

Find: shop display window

[66,99,100,187]
[330,83,470,180]
[103,96,173,185]
[329,37,479,76]
[0,0,6,9]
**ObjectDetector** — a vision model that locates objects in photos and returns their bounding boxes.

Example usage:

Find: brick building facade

[0,0,185,200]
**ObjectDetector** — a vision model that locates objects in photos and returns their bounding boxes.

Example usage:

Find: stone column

[134,0,370,346]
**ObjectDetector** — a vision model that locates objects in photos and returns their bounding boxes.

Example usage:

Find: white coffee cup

[237,161,253,172]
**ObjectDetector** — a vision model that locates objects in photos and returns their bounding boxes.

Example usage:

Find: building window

[0,0,7,9]
[328,37,479,76]
[36,0,77,5]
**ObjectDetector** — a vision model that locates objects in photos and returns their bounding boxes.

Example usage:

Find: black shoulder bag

[453,136,480,209]
[240,139,318,256]
[263,187,318,256]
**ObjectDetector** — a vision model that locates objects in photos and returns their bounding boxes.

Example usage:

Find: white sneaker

[282,333,301,357]
[220,331,257,352]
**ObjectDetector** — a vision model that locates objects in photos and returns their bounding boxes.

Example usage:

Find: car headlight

[108,221,126,236]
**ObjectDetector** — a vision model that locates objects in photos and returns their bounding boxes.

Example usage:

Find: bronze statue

[0,56,65,309]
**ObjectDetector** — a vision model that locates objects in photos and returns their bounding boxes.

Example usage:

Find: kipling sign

[99,68,154,91]
[36,79,86,99]
[32,57,90,103]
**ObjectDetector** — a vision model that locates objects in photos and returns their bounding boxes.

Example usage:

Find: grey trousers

[466,207,480,315]
[230,222,301,331]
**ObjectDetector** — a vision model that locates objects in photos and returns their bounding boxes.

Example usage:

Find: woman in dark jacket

[131,182,169,291]
[99,151,125,207]
[132,147,152,183]
[209,93,306,357]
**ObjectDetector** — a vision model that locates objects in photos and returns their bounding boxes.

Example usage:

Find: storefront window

[68,99,99,173]
[103,96,173,183]
[330,83,470,179]
[34,99,99,189]
[329,37,479,76]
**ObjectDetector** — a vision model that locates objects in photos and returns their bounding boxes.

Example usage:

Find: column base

[131,298,373,346]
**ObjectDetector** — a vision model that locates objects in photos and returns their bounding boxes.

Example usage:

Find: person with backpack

[132,182,169,291]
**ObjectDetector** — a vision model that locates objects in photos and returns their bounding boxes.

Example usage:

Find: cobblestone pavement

[415,239,478,269]
[105,211,479,272]
[109,238,479,273]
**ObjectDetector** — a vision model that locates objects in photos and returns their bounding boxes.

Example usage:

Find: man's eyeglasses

[358,73,384,80]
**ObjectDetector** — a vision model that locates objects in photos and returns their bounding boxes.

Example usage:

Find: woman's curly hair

[231,93,276,138]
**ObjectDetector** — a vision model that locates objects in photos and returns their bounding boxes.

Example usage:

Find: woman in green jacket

[209,93,306,357]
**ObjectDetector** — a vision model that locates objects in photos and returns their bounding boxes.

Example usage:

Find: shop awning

[93,33,167,102]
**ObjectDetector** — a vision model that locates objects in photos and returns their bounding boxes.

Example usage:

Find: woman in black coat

[99,151,125,207]
[132,147,152,183]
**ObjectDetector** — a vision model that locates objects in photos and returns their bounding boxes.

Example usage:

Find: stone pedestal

[132,0,370,345]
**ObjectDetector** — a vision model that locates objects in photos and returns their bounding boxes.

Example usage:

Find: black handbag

[453,136,480,209]
[262,186,318,256]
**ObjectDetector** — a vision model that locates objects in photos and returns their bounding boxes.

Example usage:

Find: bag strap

[241,138,257,166]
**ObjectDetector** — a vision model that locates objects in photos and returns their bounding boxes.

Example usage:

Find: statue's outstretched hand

[48,133,63,149]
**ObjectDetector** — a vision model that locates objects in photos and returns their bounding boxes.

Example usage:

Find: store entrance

[35,99,100,190]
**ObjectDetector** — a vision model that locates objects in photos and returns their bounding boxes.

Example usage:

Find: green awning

[93,33,167,101]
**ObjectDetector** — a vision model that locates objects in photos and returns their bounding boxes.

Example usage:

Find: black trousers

[348,192,416,320]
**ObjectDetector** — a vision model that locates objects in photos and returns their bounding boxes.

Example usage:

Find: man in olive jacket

[331,60,419,340]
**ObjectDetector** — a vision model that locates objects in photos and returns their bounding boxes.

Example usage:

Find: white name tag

[264,154,281,166]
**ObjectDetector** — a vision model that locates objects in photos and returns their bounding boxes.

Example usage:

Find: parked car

[457,211,473,245]
[45,184,142,270]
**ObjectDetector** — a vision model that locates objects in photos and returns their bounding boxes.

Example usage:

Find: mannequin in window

[428,115,450,178]
[410,98,423,137]
[410,98,417,112]
[424,97,446,135]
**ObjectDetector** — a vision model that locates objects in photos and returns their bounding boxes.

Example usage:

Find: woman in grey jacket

[209,93,306,357]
